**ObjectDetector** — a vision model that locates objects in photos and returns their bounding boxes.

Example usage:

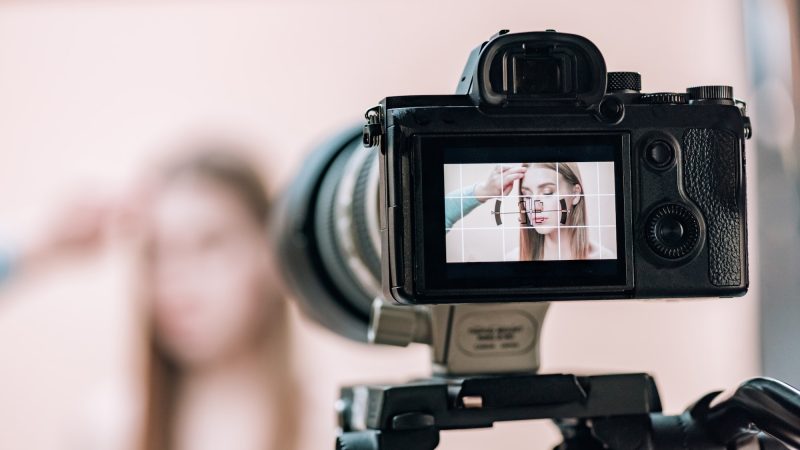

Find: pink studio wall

[0,1,758,449]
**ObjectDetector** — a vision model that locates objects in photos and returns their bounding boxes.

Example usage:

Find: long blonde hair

[139,150,299,450]
[519,162,589,260]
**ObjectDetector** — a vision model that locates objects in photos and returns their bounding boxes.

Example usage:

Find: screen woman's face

[520,166,575,236]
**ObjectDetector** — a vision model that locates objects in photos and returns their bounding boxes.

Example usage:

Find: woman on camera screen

[444,162,616,262]
[517,162,613,261]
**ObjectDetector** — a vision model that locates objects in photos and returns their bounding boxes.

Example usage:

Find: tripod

[335,302,800,449]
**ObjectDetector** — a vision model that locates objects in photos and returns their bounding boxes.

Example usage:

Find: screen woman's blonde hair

[518,162,589,260]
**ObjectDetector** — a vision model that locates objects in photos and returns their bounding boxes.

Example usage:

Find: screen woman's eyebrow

[520,181,555,195]
[537,182,556,190]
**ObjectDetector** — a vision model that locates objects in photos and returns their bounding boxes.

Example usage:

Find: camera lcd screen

[444,161,617,263]
[415,134,630,297]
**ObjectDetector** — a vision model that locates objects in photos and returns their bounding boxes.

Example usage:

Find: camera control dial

[646,204,701,259]
[640,93,688,105]
[687,85,735,104]
[606,72,641,92]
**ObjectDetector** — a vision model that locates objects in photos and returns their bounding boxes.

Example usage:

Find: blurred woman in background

[140,149,298,450]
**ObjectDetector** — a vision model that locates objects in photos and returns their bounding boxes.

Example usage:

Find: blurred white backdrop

[0,1,757,449]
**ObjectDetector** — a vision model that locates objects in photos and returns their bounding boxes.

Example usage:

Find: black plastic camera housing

[368,30,751,305]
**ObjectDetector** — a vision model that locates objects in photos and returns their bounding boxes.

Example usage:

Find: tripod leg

[336,428,440,450]
[552,418,604,450]
[337,431,379,450]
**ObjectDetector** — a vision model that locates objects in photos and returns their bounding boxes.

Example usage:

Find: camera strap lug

[735,99,753,139]
[363,106,384,148]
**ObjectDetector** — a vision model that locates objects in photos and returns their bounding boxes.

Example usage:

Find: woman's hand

[21,196,112,268]
[474,165,527,202]
[18,184,148,274]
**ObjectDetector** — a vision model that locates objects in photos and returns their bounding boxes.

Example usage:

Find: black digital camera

[364,30,751,305]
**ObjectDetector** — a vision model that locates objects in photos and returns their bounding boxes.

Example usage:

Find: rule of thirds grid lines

[445,162,616,262]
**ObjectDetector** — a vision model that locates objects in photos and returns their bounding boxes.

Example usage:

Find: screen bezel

[413,133,633,299]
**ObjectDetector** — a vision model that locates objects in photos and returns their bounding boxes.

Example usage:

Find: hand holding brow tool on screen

[274,30,800,450]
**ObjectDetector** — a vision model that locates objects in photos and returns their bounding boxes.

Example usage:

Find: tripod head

[370,301,549,375]
[336,376,800,450]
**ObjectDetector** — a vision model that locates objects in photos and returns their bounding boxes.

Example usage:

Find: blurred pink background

[0,1,759,449]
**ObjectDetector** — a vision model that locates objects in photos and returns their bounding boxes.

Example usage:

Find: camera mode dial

[645,204,701,259]
[607,72,641,92]
[687,85,735,104]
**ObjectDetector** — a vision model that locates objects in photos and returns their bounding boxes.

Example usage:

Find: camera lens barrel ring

[350,150,382,281]
[314,146,376,318]
[331,142,382,295]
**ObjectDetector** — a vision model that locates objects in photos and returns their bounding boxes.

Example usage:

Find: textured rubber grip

[681,129,742,286]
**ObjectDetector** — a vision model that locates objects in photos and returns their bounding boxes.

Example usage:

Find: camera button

[645,140,674,169]
[657,217,685,245]
[598,96,625,123]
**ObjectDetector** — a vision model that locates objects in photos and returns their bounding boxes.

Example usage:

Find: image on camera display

[444,161,617,263]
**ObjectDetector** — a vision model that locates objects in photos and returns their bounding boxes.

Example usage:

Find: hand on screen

[474,165,526,202]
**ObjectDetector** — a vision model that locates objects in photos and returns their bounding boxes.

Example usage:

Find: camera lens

[272,126,380,341]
